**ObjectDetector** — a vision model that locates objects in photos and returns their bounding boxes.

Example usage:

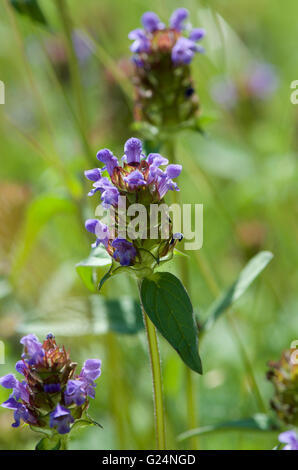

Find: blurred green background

[0,0,297,450]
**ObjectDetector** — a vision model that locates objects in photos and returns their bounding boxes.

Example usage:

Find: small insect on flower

[128,9,206,129]
[84,138,183,278]
[0,334,101,440]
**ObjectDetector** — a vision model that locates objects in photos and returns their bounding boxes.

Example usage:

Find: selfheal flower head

[84,138,183,274]
[278,430,298,450]
[0,334,102,436]
[128,9,205,127]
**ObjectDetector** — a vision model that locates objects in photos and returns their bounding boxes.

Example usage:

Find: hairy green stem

[138,281,166,450]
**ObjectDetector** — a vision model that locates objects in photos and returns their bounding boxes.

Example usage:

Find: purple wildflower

[169,8,189,31]
[128,9,205,67]
[50,404,74,435]
[279,431,298,450]
[111,238,137,266]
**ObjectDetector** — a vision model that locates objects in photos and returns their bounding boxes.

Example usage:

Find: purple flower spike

[170,8,189,31]
[84,168,102,182]
[142,12,164,33]
[128,29,151,54]
[50,404,74,435]
[166,164,182,179]
[112,238,137,266]
[189,28,205,41]
[97,149,119,176]
[279,431,298,450]
[124,137,143,164]
[124,170,146,188]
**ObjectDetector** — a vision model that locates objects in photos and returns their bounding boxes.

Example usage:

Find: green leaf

[204,251,274,331]
[10,0,48,26]
[140,272,202,374]
[35,435,61,450]
[177,414,279,441]
[11,194,76,278]
[76,245,112,292]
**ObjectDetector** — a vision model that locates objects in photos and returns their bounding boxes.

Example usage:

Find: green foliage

[35,434,61,450]
[140,272,202,374]
[178,414,279,441]
[10,0,48,26]
[203,251,274,331]
[11,194,76,278]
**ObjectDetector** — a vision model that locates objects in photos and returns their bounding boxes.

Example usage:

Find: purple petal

[97,149,119,176]
[165,164,182,179]
[189,28,205,41]
[170,8,189,31]
[85,219,99,234]
[84,168,102,182]
[124,170,146,188]
[124,137,143,164]
[0,374,17,389]
[142,12,164,33]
